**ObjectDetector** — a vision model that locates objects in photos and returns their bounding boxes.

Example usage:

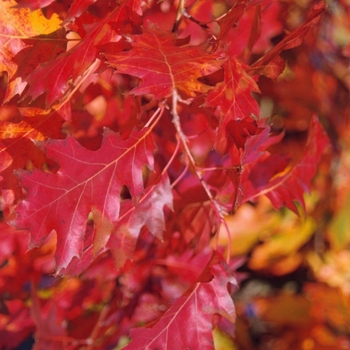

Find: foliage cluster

[0,0,349,349]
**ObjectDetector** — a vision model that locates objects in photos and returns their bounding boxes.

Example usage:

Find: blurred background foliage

[215,0,350,348]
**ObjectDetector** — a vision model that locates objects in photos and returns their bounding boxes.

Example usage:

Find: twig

[172,0,186,32]
[171,89,227,219]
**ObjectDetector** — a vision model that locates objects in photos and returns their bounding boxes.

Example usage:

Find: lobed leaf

[216,0,247,41]
[248,3,325,79]
[13,129,156,272]
[64,0,99,22]
[107,174,173,269]
[23,4,133,106]
[14,0,56,10]
[105,27,223,99]
[0,107,65,197]
[243,116,329,213]
[206,51,260,153]
[0,0,65,101]
[124,252,237,350]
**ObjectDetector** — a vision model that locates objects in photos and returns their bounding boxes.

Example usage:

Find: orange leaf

[0,0,64,101]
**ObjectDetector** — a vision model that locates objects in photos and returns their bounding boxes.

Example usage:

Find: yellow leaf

[249,217,316,271]
[0,0,63,100]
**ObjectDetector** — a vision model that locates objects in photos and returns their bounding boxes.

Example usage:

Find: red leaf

[243,116,329,213]
[12,128,155,272]
[105,27,223,99]
[64,0,98,22]
[107,174,173,269]
[0,107,65,198]
[14,0,56,10]
[124,252,237,350]
[23,5,131,106]
[225,0,283,58]
[0,300,34,349]
[226,117,263,150]
[216,0,247,41]
[248,3,325,79]
[30,291,67,350]
[242,126,285,164]
[206,52,260,152]
[127,0,143,16]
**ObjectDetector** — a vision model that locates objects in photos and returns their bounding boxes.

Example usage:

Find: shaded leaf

[243,116,329,213]
[23,5,132,106]
[107,174,173,269]
[0,107,65,197]
[248,3,325,79]
[14,0,56,10]
[0,300,34,350]
[30,290,67,350]
[242,126,284,165]
[216,0,247,41]
[124,252,237,350]
[226,117,263,151]
[64,0,99,22]
[206,51,260,152]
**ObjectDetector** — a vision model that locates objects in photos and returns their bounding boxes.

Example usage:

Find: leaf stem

[144,106,163,128]
[53,58,102,115]
[171,89,226,220]
[163,138,181,176]
[170,153,189,188]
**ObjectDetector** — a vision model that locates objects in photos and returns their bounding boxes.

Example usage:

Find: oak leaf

[124,252,237,350]
[0,299,34,349]
[64,0,99,22]
[206,50,260,152]
[0,0,65,102]
[14,0,56,10]
[30,289,67,350]
[105,28,223,99]
[23,5,134,106]
[107,174,173,269]
[243,116,329,213]
[248,3,325,79]
[0,107,65,197]
[216,0,247,41]
[13,128,156,271]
